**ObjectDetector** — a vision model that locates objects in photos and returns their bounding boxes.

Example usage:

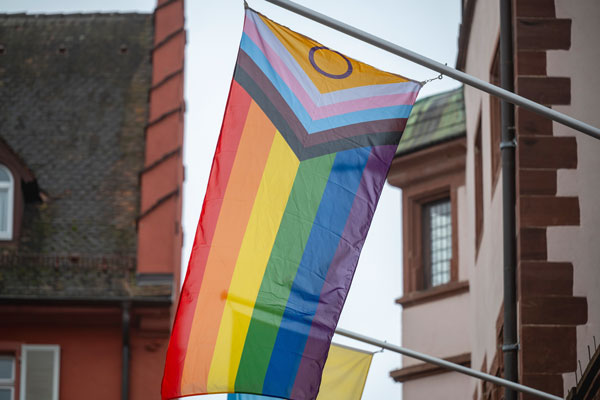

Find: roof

[396,86,466,156]
[0,254,170,301]
[0,13,164,300]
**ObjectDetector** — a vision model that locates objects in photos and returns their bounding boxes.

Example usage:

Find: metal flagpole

[262,0,600,140]
[256,2,583,398]
[335,327,562,400]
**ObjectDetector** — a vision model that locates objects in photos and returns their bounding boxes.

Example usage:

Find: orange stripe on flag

[161,80,252,400]
[180,100,277,395]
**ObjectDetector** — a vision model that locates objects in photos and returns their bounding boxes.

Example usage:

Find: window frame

[421,197,453,289]
[0,164,14,241]
[0,386,14,400]
[388,137,467,307]
[0,354,16,400]
[19,345,60,400]
[0,355,15,384]
[474,115,484,255]
[489,42,502,193]
[407,187,459,293]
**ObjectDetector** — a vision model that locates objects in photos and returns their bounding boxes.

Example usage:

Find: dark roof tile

[0,13,158,300]
[397,86,466,156]
[0,13,153,256]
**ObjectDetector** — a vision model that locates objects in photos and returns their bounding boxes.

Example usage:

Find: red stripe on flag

[161,80,252,399]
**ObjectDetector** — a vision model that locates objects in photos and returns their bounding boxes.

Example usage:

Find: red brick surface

[521,374,564,399]
[517,107,553,136]
[517,51,547,76]
[517,76,571,105]
[515,0,556,18]
[138,0,184,280]
[154,0,185,44]
[521,296,587,325]
[519,169,557,196]
[520,196,579,227]
[152,33,185,85]
[518,136,577,169]
[519,262,573,298]
[516,18,571,50]
[518,227,547,260]
[520,326,577,373]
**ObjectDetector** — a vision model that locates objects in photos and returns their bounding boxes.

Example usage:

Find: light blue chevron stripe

[241,34,412,134]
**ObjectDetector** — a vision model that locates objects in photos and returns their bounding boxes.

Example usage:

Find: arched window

[0,164,14,240]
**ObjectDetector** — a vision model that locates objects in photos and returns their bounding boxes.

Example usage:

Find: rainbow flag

[228,343,374,400]
[162,7,421,400]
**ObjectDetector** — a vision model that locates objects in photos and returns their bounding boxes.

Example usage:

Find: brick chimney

[137,0,185,298]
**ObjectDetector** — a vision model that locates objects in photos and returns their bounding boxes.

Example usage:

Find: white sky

[1,0,461,398]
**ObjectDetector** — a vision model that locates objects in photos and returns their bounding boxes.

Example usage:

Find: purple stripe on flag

[290,144,398,400]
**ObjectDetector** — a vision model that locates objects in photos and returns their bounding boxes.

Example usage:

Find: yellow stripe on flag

[207,131,300,392]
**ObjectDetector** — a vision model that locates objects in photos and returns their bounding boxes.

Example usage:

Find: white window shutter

[20,345,60,400]
[0,165,14,240]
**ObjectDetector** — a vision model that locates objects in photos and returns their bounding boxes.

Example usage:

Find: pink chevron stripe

[243,16,419,121]
[244,17,317,113]
[310,91,419,120]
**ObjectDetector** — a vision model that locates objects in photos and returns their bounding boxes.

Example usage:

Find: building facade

[0,0,185,399]
[388,0,600,398]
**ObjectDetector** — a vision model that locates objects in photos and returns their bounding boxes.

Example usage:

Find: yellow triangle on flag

[317,343,373,400]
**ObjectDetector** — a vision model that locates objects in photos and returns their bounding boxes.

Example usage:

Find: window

[0,165,14,240]
[422,198,452,288]
[20,345,60,400]
[388,136,466,307]
[0,356,15,400]
[489,44,501,191]
[475,117,484,253]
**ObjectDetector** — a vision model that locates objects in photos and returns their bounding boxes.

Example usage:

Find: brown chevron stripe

[235,50,407,160]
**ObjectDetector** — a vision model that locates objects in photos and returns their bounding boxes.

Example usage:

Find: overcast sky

[1,0,461,398]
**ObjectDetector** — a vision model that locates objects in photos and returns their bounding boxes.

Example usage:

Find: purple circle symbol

[308,46,353,79]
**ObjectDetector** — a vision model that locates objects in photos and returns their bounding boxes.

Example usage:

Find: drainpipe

[500,0,518,399]
[122,301,131,400]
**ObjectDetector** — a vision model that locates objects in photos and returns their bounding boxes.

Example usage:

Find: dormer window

[0,164,14,240]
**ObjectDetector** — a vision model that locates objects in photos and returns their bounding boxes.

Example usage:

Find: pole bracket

[500,138,517,150]
[502,343,520,352]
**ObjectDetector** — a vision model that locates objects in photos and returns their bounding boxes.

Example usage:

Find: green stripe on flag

[234,152,335,393]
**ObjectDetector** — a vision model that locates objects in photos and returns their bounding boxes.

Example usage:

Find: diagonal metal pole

[262,0,600,140]
[335,327,562,400]
[225,271,557,397]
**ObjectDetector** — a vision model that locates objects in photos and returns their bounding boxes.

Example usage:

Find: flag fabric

[227,343,374,400]
[162,7,421,400]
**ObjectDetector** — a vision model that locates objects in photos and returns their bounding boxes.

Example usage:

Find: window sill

[395,280,469,308]
[390,352,471,382]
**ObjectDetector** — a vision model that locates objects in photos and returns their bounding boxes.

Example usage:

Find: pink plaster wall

[403,370,473,399]
[401,292,471,368]
[545,0,600,392]
[461,0,505,384]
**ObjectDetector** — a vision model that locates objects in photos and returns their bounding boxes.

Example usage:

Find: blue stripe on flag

[261,147,370,397]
